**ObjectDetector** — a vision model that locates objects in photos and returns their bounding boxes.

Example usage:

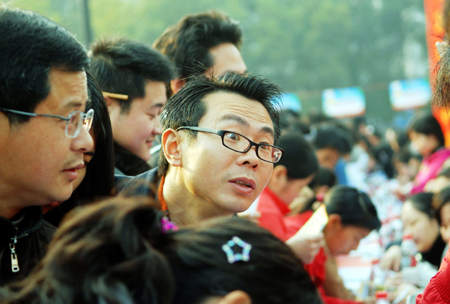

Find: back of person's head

[313,127,353,155]
[275,131,318,179]
[407,192,435,219]
[1,196,322,304]
[153,10,243,80]
[89,37,176,113]
[0,5,89,124]
[433,186,450,224]
[324,185,381,231]
[158,72,282,177]
[408,113,445,147]
[308,167,337,190]
[0,197,175,304]
[169,217,322,304]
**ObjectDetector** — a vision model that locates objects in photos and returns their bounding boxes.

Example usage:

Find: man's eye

[225,132,240,141]
[259,144,271,151]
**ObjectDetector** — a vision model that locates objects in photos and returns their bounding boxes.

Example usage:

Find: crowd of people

[2,2,450,304]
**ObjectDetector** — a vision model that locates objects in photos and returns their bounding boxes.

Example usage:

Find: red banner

[424,0,450,145]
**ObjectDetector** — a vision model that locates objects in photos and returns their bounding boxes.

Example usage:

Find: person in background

[0,5,93,286]
[0,196,323,304]
[89,37,177,176]
[381,193,446,271]
[256,131,323,264]
[312,126,353,172]
[432,187,450,258]
[408,113,450,195]
[43,72,115,227]
[153,10,247,97]
[289,185,381,304]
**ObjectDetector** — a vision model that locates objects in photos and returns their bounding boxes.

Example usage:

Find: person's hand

[286,232,324,264]
[388,283,419,304]
[380,245,402,271]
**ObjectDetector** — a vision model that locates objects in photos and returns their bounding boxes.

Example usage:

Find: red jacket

[258,195,361,304]
[416,246,450,303]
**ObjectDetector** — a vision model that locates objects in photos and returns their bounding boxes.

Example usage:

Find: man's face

[206,43,247,76]
[316,148,340,170]
[109,80,166,161]
[178,92,274,214]
[0,69,93,216]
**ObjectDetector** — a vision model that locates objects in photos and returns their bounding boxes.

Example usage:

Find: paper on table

[296,204,328,236]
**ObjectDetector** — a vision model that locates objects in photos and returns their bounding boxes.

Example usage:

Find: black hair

[312,127,353,155]
[276,131,318,179]
[406,192,435,219]
[1,197,322,304]
[394,146,422,164]
[158,72,282,178]
[0,197,175,304]
[170,217,322,304]
[308,167,337,190]
[153,10,243,81]
[433,186,450,225]
[0,6,89,124]
[43,72,115,226]
[408,113,445,148]
[89,37,177,113]
[324,185,381,231]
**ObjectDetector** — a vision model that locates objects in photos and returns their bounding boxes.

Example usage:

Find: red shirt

[416,245,450,304]
[257,187,292,241]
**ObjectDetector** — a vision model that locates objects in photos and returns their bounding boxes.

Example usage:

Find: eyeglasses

[177,126,284,163]
[0,108,94,139]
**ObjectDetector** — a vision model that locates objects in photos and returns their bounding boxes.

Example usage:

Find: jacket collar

[0,206,42,244]
[114,141,152,176]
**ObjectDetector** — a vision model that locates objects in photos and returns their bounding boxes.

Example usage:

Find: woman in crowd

[43,72,115,226]
[408,113,450,195]
[0,196,322,304]
[381,193,446,271]
[288,185,381,304]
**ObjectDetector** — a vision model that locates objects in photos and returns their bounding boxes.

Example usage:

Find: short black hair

[325,185,381,231]
[408,113,445,147]
[89,37,177,113]
[276,131,318,179]
[406,192,435,219]
[158,72,282,178]
[0,6,89,124]
[153,11,243,80]
[312,127,353,155]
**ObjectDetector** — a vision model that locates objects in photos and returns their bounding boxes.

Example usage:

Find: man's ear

[218,291,251,304]
[162,128,182,167]
[170,78,186,95]
[268,165,288,191]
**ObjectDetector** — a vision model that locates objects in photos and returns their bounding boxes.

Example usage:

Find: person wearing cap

[256,131,323,264]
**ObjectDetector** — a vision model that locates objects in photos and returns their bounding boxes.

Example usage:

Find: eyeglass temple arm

[0,108,71,121]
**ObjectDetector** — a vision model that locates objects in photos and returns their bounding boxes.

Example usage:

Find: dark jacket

[119,168,159,199]
[0,207,56,286]
[114,141,152,176]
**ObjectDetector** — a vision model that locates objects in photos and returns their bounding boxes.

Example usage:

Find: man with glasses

[0,6,93,285]
[123,72,282,226]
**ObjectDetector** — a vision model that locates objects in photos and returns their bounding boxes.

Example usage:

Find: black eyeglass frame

[177,126,284,164]
[0,107,94,139]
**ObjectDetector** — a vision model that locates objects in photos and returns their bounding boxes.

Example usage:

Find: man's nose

[71,126,94,152]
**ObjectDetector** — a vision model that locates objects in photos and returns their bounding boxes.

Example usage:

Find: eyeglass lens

[223,132,282,163]
[66,110,94,138]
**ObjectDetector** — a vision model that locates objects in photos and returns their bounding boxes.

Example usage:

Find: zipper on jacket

[9,228,19,273]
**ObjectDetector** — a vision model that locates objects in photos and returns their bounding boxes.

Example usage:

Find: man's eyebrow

[64,101,85,109]
[150,102,165,108]
[218,113,274,137]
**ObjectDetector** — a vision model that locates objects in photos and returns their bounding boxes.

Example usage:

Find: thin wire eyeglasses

[0,108,94,139]
[177,126,284,163]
